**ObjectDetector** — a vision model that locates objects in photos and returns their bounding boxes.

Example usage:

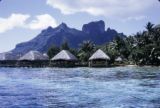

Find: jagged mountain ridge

[11,20,124,55]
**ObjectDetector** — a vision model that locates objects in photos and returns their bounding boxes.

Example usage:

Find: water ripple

[0,66,159,108]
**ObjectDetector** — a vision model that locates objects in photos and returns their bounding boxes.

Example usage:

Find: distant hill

[11,20,125,55]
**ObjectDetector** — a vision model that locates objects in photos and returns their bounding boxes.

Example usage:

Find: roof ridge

[52,50,77,61]
[89,49,110,60]
[64,50,72,59]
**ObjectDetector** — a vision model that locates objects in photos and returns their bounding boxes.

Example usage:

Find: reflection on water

[0,66,160,108]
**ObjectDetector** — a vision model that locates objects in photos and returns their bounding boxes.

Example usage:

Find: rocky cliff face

[11,20,124,55]
[82,20,105,35]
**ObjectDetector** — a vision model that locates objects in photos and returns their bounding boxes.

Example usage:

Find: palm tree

[61,40,70,50]
[78,40,95,61]
[105,42,119,63]
[145,22,154,33]
[79,41,95,52]
[47,45,60,59]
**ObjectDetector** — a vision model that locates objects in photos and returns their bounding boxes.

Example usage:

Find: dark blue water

[0,66,160,108]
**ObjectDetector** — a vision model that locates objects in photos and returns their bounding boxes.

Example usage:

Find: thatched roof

[43,53,49,58]
[89,49,110,60]
[0,52,19,60]
[0,53,8,60]
[115,57,123,62]
[19,51,49,61]
[51,50,78,61]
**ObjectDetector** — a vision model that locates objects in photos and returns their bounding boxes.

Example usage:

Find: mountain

[82,20,105,35]
[11,20,124,55]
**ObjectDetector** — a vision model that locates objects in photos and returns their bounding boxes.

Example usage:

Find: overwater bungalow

[89,49,110,67]
[115,56,123,64]
[0,52,19,67]
[51,50,78,67]
[43,53,49,59]
[18,51,49,67]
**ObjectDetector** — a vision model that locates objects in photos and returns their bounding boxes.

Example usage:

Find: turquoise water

[0,66,160,108]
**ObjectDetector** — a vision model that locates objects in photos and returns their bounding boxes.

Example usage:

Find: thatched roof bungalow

[18,51,49,67]
[0,52,19,61]
[19,51,48,61]
[0,53,8,61]
[89,49,110,67]
[0,52,19,67]
[43,53,49,59]
[114,56,124,65]
[51,50,78,67]
[115,57,123,62]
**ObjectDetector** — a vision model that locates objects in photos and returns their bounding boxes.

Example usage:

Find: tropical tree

[112,36,132,59]
[104,42,119,63]
[47,45,60,59]
[46,22,160,66]
[145,22,154,33]
[61,40,70,50]
[69,48,78,57]
[78,40,95,62]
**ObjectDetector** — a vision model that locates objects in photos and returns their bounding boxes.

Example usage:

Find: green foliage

[69,48,78,58]
[47,45,60,59]
[78,40,95,62]
[47,22,160,66]
[61,40,70,50]
[104,42,118,63]
[127,22,160,65]
[145,22,154,33]
[61,41,78,57]
[47,42,78,59]
[103,22,160,65]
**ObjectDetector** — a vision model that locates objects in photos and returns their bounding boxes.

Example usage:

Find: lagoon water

[0,66,160,108]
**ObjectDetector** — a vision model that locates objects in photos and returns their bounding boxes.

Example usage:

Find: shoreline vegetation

[0,22,160,68]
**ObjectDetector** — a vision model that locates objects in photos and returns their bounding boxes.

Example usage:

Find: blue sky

[0,0,160,53]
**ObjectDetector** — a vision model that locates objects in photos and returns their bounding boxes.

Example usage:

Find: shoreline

[0,64,160,68]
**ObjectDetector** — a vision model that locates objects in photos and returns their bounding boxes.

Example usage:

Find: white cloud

[46,0,156,18]
[122,16,146,22]
[0,13,30,33]
[0,14,58,33]
[28,14,57,30]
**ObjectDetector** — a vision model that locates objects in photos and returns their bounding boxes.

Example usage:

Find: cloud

[0,14,58,33]
[46,0,156,18]
[122,16,146,22]
[28,14,57,30]
[0,13,30,33]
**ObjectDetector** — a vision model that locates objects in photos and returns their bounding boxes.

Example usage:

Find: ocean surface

[0,66,160,108]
